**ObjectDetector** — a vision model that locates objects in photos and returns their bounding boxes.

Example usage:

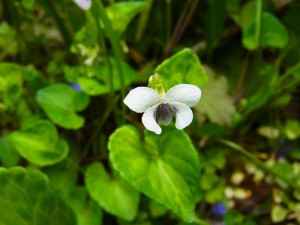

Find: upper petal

[124,87,161,113]
[172,102,193,130]
[164,84,201,107]
[142,104,162,134]
[74,0,92,10]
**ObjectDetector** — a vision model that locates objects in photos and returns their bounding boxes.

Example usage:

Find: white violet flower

[74,0,92,11]
[124,75,201,134]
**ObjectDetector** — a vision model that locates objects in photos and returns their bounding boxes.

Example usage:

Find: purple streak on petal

[171,104,179,115]
[154,104,172,125]
[212,203,227,216]
[70,83,83,92]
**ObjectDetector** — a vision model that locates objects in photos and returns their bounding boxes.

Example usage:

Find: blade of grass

[92,0,126,124]
[218,139,300,192]
[38,0,72,47]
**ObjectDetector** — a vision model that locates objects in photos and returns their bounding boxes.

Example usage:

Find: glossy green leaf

[108,125,201,222]
[37,84,90,129]
[0,62,22,110]
[78,57,136,95]
[106,1,146,36]
[155,48,208,90]
[0,167,76,225]
[69,187,103,225]
[195,69,235,126]
[0,136,20,167]
[85,162,140,221]
[242,12,289,50]
[8,120,68,166]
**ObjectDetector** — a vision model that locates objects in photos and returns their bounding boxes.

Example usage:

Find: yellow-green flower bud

[148,73,165,96]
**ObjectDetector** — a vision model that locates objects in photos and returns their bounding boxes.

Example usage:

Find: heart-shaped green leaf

[106,2,146,36]
[85,162,140,221]
[108,125,201,222]
[8,120,68,166]
[242,12,289,50]
[37,84,90,129]
[155,48,208,90]
[0,167,76,225]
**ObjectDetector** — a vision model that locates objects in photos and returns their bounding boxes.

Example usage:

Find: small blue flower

[277,151,286,160]
[70,83,83,92]
[212,203,227,216]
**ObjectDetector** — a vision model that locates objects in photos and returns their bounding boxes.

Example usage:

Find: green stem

[194,217,210,225]
[277,62,300,84]
[255,0,262,46]
[81,96,119,160]
[93,0,126,124]
[90,9,114,95]
[236,52,250,94]
[164,0,198,58]
[218,139,300,192]
[135,0,153,41]
[166,0,172,42]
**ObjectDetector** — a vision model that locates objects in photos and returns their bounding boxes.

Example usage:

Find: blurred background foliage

[0,0,300,224]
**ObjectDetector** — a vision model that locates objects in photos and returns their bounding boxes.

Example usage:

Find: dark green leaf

[0,136,20,167]
[205,0,226,52]
[242,12,289,50]
[8,120,68,166]
[69,187,103,225]
[0,167,76,225]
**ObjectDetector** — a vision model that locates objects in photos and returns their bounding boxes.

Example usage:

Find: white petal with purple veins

[124,87,161,113]
[164,84,201,107]
[142,104,162,134]
[74,0,92,10]
[171,102,193,130]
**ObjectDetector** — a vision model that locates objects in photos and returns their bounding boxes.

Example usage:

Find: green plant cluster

[0,0,300,225]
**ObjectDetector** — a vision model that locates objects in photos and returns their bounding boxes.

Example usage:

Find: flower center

[154,104,178,125]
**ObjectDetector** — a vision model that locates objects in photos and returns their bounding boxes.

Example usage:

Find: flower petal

[142,104,162,134]
[74,0,92,10]
[124,87,161,113]
[164,84,201,107]
[172,102,193,130]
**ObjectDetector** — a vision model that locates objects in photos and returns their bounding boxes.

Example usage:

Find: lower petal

[172,102,193,130]
[142,104,162,135]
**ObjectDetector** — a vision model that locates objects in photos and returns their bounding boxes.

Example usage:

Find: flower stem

[81,96,119,160]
